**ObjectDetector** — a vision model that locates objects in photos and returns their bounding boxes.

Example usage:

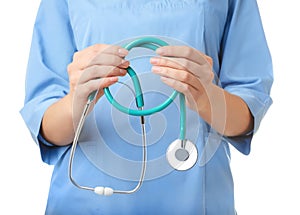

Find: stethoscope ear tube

[103,37,180,116]
[123,36,169,50]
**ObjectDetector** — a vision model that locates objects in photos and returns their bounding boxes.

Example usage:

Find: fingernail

[150,57,159,64]
[118,48,128,57]
[156,47,164,55]
[120,68,127,74]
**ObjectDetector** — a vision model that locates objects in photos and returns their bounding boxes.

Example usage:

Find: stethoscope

[68,37,198,196]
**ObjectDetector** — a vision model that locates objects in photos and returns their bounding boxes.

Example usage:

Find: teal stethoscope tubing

[69,37,188,196]
[102,37,186,140]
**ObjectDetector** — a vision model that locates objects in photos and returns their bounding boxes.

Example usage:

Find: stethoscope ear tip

[94,186,114,196]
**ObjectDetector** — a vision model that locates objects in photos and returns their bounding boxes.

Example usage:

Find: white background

[0,0,299,214]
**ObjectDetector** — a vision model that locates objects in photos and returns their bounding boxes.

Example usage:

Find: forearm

[198,84,253,137]
[40,94,74,146]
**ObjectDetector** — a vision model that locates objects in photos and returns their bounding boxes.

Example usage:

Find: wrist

[195,83,215,115]
[196,83,227,135]
[41,94,75,146]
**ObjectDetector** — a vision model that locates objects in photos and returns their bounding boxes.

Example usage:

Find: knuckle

[181,84,190,94]
[206,56,213,66]
[156,58,163,65]
[207,71,214,82]
[67,63,73,74]
[161,57,171,66]
[69,74,79,86]
[92,44,104,52]
[166,57,175,65]
[184,47,193,57]
[179,59,189,69]
[110,66,121,75]
[72,51,80,61]
[181,72,190,82]
[88,65,99,76]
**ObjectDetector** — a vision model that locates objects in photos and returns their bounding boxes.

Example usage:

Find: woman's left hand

[150,45,214,113]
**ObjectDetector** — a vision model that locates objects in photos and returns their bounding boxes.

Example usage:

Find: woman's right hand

[67,44,129,127]
[41,44,129,146]
[68,44,129,105]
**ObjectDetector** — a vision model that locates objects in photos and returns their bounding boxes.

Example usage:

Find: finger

[159,76,200,98]
[73,44,129,69]
[152,66,200,91]
[159,76,205,110]
[76,76,119,100]
[77,44,128,60]
[88,53,130,69]
[88,45,129,68]
[156,46,212,66]
[78,65,127,85]
[150,56,211,80]
[93,44,129,57]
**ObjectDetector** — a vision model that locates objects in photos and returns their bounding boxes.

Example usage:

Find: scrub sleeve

[219,0,273,154]
[20,0,76,165]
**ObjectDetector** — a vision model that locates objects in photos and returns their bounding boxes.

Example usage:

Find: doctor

[20,0,273,214]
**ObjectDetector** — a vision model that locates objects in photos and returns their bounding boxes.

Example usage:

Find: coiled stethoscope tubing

[68,37,198,196]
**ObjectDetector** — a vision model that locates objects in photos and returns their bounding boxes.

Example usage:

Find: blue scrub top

[20,0,273,214]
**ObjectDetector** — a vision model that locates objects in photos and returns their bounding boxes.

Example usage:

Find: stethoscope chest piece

[166,139,198,171]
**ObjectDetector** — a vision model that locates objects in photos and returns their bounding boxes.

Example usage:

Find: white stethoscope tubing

[68,101,147,196]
